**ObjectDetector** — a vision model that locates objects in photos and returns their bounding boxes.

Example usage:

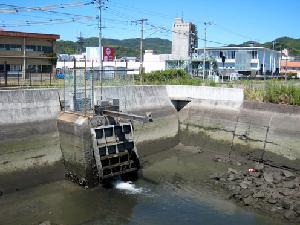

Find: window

[10,64,22,71]
[251,51,258,59]
[42,65,52,73]
[26,45,36,52]
[0,44,22,51]
[42,46,52,53]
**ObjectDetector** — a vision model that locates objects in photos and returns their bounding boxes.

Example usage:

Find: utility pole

[203,22,212,79]
[132,18,148,83]
[95,0,107,100]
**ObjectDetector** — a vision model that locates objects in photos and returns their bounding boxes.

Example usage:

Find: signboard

[103,47,114,62]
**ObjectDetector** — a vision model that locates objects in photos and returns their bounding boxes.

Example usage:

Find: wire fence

[0,71,64,88]
[0,67,137,89]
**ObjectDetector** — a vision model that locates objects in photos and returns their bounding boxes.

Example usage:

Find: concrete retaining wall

[179,97,300,170]
[0,89,64,193]
[166,85,244,110]
[0,85,299,193]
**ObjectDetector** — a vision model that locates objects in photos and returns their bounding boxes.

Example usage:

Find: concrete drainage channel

[0,85,299,223]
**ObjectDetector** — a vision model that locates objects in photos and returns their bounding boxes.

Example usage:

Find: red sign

[102,47,114,62]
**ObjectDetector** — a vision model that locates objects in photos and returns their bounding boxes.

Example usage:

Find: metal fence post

[4,61,7,87]
[29,71,32,86]
[40,73,43,85]
[50,72,52,86]
[17,72,20,86]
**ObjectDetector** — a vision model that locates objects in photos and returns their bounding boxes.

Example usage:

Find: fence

[0,66,137,89]
[0,71,63,88]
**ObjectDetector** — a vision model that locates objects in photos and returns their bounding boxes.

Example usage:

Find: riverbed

[0,143,288,225]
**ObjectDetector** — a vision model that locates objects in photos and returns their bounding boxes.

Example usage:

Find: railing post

[18,72,20,86]
[29,71,32,86]
[50,72,52,86]
[4,61,7,87]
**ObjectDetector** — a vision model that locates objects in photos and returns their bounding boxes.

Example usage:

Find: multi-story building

[195,46,281,75]
[0,30,60,78]
[172,18,197,60]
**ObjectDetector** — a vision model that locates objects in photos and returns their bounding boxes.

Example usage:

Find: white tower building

[172,18,197,60]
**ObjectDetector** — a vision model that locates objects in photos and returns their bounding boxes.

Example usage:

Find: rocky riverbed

[210,161,300,223]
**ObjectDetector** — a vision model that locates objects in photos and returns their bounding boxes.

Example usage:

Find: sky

[0,0,300,47]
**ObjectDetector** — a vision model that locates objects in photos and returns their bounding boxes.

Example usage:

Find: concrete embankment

[0,85,299,194]
[173,85,300,170]
[0,89,64,193]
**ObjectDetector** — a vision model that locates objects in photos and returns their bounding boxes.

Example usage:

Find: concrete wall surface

[95,85,175,113]
[179,100,300,170]
[0,89,64,193]
[166,85,244,110]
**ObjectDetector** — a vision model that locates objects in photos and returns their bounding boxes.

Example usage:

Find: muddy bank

[210,158,300,223]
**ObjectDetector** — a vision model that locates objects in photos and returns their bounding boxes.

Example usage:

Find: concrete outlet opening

[171,98,191,112]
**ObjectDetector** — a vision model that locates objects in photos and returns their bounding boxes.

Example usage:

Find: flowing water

[0,143,288,225]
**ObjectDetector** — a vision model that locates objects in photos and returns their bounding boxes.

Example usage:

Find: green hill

[263,37,300,56]
[56,37,172,57]
[228,37,300,56]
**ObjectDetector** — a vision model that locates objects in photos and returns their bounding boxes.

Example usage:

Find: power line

[0,1,93,14]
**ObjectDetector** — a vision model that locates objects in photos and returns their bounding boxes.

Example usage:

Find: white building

[195,46,281,75]
[172,18,197,60]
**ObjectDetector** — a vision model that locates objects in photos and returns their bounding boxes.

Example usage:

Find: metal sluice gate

[91,122,140,180]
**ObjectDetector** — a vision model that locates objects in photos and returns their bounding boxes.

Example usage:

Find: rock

[279,188,296,196]
[294,202,300,215]
[267,198,277,204]
[210,173,221,180]
[271,206,283,212]
[263,171,274,184]
[213,156,223,163]
[283,181,297,189]
[272,171,283,184]
[250,172,261,178]
[254,163,264,171]
[253,191,267,199]
[240,183,248,190]
[254,178,264,187]
[282,170,295,179]
[243,196,255,206]
[281,200,292,209]
[39,221,51,225]
[228,168,239,174]
[284,210,297,220]
[271,191,283,200]
[228,174,240,181]
[236,162,242,166]
[240,181,249,189]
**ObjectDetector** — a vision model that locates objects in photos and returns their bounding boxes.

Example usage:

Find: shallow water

[0,144,289,225]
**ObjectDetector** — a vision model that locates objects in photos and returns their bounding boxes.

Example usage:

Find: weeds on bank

[136,69,219,87]
[244,80,300,106]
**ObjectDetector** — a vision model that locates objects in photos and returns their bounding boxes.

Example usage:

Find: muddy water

[0,144,287,225]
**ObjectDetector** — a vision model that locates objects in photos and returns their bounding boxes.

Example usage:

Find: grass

[243,80,300,106]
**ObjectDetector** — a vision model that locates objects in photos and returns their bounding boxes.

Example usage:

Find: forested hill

[56,37,172,57]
